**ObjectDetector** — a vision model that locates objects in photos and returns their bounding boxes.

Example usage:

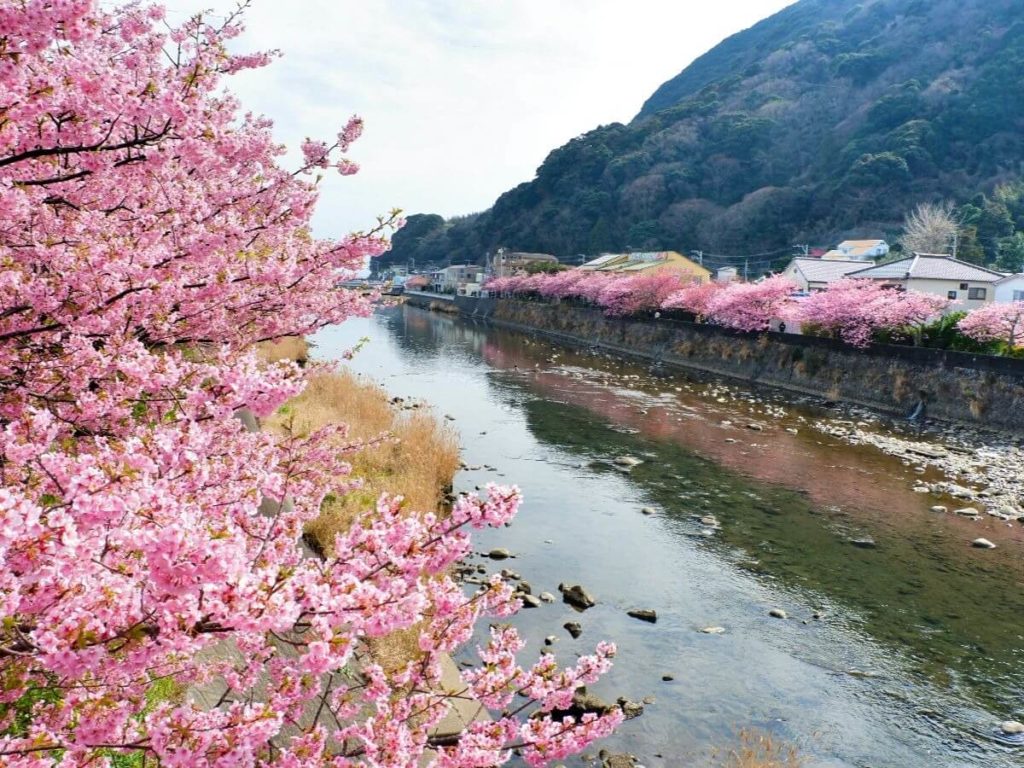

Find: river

[313,304,1024,767]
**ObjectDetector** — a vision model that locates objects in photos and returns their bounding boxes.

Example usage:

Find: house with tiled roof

[782,257,874,292]
[846,254,1004,309]
[822,239,890,261]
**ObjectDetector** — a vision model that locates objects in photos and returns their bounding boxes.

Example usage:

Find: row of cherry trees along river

[0,3,621,767]
[486,272,1024,352]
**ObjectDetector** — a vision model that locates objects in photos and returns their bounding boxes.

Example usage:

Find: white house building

[822,239,890,261]
[782,258,874,292]
[846,254,1003,309]
[994,273,1024,303]
[431,264,483,294]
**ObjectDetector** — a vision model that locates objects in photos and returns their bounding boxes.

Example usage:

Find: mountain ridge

[378,0,1024,272]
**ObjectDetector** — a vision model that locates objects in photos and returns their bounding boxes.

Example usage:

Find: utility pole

[793,244,809,257]
[744,258,749,282]
[951,230,959,259]
[694,249,703,267]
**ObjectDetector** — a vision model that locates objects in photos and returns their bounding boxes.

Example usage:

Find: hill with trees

[378,0,1024,273]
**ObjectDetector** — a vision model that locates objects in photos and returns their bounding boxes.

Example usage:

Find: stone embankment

[405,293,1024,433]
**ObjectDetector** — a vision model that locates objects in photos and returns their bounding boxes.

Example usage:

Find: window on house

[947,290,958,300]
[968,287,987,300]
[1013,290,1024,301]
[960,283,969,290]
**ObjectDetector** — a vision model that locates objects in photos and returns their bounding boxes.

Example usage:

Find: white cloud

[179,0,794,238]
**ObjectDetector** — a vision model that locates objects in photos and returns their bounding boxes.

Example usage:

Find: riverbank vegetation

[262,355,461,672]
[264,366,460,552]
[721,730,803,768]
[486,272,1024,356]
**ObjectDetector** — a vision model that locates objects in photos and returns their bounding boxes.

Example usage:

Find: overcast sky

[188,1,794,239]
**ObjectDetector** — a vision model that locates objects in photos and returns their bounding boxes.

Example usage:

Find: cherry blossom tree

[797,280,949,347]
[957,301,1024,349]
[661,281,725,320]
[594,272,688,316]
[704,276,798,332]
[0,3,619,766]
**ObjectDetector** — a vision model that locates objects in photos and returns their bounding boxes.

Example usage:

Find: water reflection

[312,306,1024,767]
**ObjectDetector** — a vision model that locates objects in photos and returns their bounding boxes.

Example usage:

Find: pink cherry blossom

[704,276,798,332]
[797,280,949,347]
[957,301,1024,348]
[0,3,619,766]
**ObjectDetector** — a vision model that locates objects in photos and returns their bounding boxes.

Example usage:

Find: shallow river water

[314,305,1024,767]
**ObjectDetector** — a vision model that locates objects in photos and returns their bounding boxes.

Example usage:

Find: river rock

[559,583,596,610]
[517,581,532,595]
[746,423,763,431]
[613,455,643,468]
[849,537,877,549]
[600,751,638,768]
[617,697,645,719]
[488,548,513,560]
[699,515,720,527]
[544,635,557,646]
[627,609,657,623]
[539,591,556,603]
[699,626,726,634]
[662,674,675,681]
[569,689,613,716]
[769,608,788,619]
[930,505,947,513]
[563,621,583,639]
[1000,720,1024,734]
[907,445,949,459]
[500,568,520,580]
[640,506,656,515]
[954,507,981,517]
[972,538,997,549]
[519,593,541,608]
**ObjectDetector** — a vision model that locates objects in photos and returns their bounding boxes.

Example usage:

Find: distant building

[432,264,483,293]
[577,251,711,282]
[822,239,890,261]
[781,258,872,292]
[578,253,632,272]
[716,266,738,283]
[994,273,1024,303]
[404,275,431,292]
[492,249,559,277]
[846,254,1003,308]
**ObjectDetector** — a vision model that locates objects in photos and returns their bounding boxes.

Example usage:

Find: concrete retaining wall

[402,292,1024,431]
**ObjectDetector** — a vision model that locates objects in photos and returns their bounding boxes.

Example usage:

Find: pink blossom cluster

[489,269,993,349]
[796,279,950,347]
[0,3,618,766]
[487,271,695,316]
[957,301,1024,348]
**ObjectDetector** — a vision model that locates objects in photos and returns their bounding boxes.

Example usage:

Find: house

[846,254,1003,309]
[822,239,890,261]
[404,275,431,292]
[782,258,874,292]
[994,274,1024,303]
[578,253,632,272]
[716,266,738,283]
[578,251,711,282]
[492,249,559,277]
[432,264,483,293]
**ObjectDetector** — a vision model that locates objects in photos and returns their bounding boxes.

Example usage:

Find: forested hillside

[379,0,1024,271]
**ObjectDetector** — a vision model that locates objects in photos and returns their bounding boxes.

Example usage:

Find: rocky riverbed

[318,307,1024,768]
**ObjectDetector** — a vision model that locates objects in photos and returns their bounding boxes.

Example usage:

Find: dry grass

[720,730,804,768]
[256,336,310,366]
[264,367,462,672]
[265,369,460,546]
